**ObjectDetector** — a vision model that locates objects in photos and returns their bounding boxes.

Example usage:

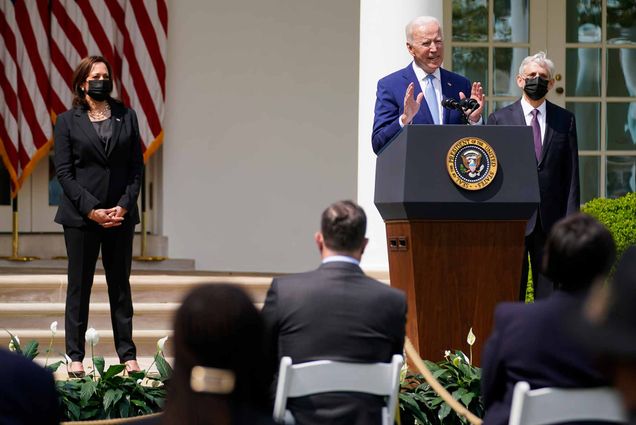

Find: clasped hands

[400,81,484,125]
[88,206,127,228]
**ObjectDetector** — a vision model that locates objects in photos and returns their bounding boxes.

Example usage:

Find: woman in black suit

[54,56,143,376]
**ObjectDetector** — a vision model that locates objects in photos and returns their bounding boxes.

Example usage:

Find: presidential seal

[446,137,498,190]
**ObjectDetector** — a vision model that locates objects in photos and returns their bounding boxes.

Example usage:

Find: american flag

[0,0,167,196]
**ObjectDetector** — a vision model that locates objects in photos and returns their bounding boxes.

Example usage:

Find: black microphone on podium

[441,97,480,124]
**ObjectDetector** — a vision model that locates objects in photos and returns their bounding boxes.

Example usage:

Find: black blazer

[261,261,407,425]
[480,292,607,425]
[54,101,143,228]
[487,100,580,234]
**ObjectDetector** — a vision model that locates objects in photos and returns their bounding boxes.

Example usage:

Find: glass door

[445,0,636,202]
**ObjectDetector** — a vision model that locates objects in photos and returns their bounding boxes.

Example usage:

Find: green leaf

[46,360,63,372]
[438,402,451,420]
[155,353,173,380]
[104,388,124,411]
[102,364,126,380]
[118,398,131,418]
[22,340,39,360]
[94,356,106,376]
[460,391,476,406]
[79,380,98,403]
[67,401,81,421]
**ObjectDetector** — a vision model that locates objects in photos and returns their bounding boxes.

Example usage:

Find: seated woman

[481,213,616,425]
[161,284,275,425]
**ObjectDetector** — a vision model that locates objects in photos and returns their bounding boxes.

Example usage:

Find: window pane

[48,155,61,206]
[607,156,636,198]
[494,48,528,95]
[452,47,489,95]
[606,102,636,150]
[567,102,600,150]
[566,0,602,43]
[566,48,601,96]
[607,1,636,44]
[0,161,10,205]
[493,0,528,42]
[580,155,600,203]
[452,0,488,42]
[607,48,636,97]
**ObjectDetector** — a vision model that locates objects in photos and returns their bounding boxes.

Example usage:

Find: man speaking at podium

[372,16,484,154]
[487,52,580,300]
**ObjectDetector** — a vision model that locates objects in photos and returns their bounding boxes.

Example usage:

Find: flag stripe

[1,0,167,194]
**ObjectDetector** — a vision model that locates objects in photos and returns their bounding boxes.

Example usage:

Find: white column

[358,0,443,271]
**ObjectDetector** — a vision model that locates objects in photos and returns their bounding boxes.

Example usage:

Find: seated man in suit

[481,213,614,425]
[261,200,407,425]
[372,15,484,154]
[488,52,580,300]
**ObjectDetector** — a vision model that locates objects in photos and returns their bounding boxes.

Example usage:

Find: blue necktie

[530,109,542,161]
[425,74,440,125]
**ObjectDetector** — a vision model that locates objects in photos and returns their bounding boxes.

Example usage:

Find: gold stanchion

[0,196,38,261]
[133,174,165,262]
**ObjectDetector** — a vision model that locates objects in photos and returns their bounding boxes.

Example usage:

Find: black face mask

[86,79,113,101]
[523,76,550,101]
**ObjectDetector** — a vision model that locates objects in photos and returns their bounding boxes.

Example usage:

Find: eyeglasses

[521,72,550,80]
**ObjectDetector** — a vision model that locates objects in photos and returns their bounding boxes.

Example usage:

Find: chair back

[508,381,627,425]
[273,354,403,425]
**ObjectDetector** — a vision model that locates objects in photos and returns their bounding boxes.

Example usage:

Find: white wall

[163,0,360,272]
[357,0,443,271]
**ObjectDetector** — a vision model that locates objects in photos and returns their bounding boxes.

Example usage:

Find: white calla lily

[157,336,168,353]
[85,328,100,346]
[50,321,58,336]
[8,335,19,352]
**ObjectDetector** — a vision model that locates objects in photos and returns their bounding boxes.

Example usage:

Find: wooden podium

[375,125,539,365]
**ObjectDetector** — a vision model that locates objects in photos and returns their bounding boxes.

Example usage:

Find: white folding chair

[508,381,627,425]
[272,354,404,425]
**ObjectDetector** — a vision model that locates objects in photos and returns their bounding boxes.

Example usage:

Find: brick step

[32,356,175,381]
[0,274,272,303]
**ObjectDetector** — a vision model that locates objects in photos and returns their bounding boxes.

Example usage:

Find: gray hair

[518,51,556,79]
[405,16,442,43]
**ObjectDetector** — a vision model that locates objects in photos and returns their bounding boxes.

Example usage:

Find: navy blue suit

[372,63,472,154]
[261,261,406,425]
[481,292,607,425]
[488,100,580,299]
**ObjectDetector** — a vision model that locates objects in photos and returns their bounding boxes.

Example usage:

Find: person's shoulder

[440,67,470,84]
[493,301,529,322]
[488,100,520,119]
[546,100,574,118]
[0,349,54,383]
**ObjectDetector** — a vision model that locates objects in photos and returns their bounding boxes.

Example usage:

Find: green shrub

[582,192,636,260]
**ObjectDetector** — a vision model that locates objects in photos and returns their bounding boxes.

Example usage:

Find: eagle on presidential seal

[460,149,484,178]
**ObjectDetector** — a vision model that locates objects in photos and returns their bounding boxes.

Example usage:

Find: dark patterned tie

[530,109,542,161]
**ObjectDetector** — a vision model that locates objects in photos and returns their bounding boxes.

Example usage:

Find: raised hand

[459,81,484,123]
[402,82,424,125]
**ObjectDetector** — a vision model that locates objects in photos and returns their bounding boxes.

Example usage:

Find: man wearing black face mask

[487,52,580,301]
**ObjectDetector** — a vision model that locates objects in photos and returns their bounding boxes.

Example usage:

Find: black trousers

[63,222,136,362]
[520,216,554,301]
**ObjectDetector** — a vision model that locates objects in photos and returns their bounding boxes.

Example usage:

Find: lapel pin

[116,117,121,121]
[447,82,452,86]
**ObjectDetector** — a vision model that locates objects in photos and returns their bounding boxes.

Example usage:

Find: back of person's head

[162,284,272,425]
[543,213,615,292]
[320,200,367,253]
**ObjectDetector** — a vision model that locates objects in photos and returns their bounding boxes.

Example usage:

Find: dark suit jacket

[54,101,143,228]
[372,63,473,153]
[261,261,407,425]
[0,349,61,424]
[487,100,580,234]
[481,292,607,425]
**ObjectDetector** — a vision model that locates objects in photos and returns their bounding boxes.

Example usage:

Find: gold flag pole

[134,173,165,262]
[0,195,38,261]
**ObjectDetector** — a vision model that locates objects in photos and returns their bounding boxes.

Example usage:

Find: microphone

[441,97,461,110]
[441,97,480,112]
